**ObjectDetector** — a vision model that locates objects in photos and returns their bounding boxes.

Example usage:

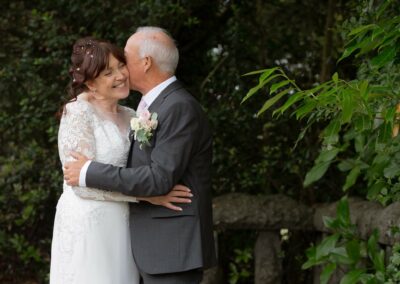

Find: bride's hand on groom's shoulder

[138,184,193,211]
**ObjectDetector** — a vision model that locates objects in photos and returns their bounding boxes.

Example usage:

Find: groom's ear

[143,56,152,73]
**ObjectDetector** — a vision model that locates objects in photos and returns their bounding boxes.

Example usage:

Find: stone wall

[201,193,400,283]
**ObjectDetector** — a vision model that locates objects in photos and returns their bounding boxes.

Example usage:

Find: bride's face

[87,54,130,101]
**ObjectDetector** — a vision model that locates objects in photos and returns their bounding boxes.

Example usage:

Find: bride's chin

[119,90,130,99]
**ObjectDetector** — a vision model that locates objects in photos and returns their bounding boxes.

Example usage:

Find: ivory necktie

[137,97,147,115]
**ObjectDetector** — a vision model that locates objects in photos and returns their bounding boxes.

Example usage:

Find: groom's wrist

[79,160,92,187]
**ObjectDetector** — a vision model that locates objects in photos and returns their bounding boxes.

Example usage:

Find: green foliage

[386,244,400,283]
[243,0,400,204]
[242,2,400,283]
[303,196,400,283]
[228,248,253,284]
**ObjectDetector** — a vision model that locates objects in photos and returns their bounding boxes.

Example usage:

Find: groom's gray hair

[135,26,179,74]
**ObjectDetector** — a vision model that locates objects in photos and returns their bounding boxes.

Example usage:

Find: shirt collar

[142,76,177,107]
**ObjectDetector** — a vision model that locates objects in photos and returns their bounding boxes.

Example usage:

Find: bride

[50,38,192,284]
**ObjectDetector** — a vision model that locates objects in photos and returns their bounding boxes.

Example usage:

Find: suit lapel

[127,80,184,166]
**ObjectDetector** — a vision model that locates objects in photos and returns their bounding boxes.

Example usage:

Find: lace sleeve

[58,99,137,203]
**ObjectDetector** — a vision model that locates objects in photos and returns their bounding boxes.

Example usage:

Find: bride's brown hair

[58,37,126,117]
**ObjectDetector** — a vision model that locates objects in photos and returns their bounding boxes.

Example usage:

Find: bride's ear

[85,81,98,96]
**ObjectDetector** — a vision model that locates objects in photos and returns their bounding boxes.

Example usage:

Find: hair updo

[62,37,126,109]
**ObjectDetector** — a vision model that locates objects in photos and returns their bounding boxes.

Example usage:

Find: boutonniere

[130,110,158,149]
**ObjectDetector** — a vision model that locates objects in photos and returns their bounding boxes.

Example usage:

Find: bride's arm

[59,100,138,202]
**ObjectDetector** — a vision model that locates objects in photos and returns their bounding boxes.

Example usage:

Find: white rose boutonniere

[130,110,158,149]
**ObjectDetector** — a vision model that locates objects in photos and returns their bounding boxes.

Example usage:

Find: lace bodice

[58,95,137,202]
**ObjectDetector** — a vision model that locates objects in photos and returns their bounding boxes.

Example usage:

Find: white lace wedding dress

[50,95,140,284]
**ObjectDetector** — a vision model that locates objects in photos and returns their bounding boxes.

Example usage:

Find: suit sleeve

[86,101,198,197]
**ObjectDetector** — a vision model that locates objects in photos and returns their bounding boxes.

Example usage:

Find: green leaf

[257,88,292,116]
[378,122,393,143]
[384,106,396,123]
[338,159,355,172]
[323,119,341,146]
[316,234,340,260]
[330,247,353,265]
[371,46,396,68]
[303,160,332,187]
[348,24,376,36]
[378,29,400,50]
[274,91,304,114]
[358,37,382,56]
[367,181,386,200]
[295,100,317,120]
[340,90,354,124]
[354,134,365,153]
[242,68,274,76]
[383,163,400,179]
[376,0,393,18]
[339,269,364,284]
[242,73,285,103]
[338,44,361,62]
[359,80,369,99]
[354,115,371,132]
[302,247,321,269]
[371,26,384,40]
[258,67,279,83]
[270,80,292,94]
[337,196,350,226]
[320,263,336,284]
[241,80,269,103]
[332,72,339,83]
[316,148,340,163]
[343,166,360,191]
[323,216,339,230]
[367,230,385,273]
[346,240,361,263]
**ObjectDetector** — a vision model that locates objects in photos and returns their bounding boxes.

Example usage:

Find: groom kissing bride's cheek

[53,27,216,284]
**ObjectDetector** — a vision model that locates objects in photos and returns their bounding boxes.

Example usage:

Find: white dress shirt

[78,76,177,187]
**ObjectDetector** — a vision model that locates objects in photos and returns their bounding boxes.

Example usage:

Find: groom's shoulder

[166,85,201,108]
[164,90,205,119]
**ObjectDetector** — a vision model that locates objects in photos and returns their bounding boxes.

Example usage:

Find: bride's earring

[91,89,97,96]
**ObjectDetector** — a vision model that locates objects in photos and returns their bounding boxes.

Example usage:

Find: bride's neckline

[77,93,122,115]
[76,93,130,139]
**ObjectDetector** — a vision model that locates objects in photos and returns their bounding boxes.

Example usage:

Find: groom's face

[124,37,145,92]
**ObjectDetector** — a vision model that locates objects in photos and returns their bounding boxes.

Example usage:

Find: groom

[64,27,217,283]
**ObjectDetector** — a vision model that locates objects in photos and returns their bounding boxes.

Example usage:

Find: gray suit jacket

[86,81,217,274]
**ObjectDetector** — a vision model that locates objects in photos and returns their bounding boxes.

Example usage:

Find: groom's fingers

[170,197,192,203]
[164,203,183,211]
[172,184,191,192]
[70,151,88,161]
[170,190,193,197]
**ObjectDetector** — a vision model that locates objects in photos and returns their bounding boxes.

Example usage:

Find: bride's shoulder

[63,93,94,115]
[119,105,136,116]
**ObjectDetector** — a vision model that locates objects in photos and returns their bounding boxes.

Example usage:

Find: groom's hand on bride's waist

[64,151,89,186]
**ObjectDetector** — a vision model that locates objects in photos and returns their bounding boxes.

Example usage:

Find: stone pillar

[200,266,224,284]
[255,231,282,284]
